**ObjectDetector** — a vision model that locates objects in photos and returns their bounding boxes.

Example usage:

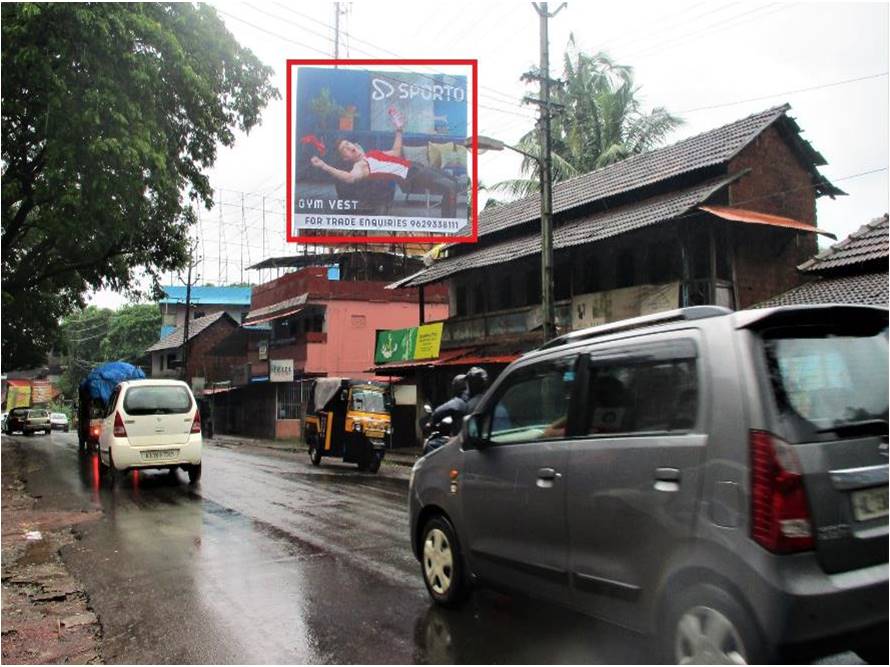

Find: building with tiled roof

[757,214,888,307]
[158,285,253,339]
[381,104,842,399]
[146,312,241,384]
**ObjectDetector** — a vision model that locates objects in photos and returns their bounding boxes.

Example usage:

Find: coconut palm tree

[493,38,683,198]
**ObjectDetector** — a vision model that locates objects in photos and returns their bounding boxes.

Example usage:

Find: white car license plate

[851,486,889,522]
[141,449,179,462]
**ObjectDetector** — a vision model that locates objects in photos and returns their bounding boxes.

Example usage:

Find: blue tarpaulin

[79,361,146,405]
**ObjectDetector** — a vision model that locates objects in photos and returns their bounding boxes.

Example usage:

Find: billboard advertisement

[374,322,444,365]
[288,60,477,244]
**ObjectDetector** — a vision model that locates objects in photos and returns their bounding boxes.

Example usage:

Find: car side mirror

[463,413,485,448]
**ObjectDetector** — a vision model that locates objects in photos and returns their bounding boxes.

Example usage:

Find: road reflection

[412,590,653,664]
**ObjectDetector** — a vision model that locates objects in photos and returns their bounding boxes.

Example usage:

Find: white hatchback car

[98,379,202,484]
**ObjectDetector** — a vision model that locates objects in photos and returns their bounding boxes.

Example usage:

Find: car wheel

[855,633,888,665]
[420,515,469,608]
[661,583,769,665]
[187,463,202,485]
[309,442,322,466]
[367,452,383,474]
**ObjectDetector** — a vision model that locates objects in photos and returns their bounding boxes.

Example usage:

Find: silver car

[408,305,888,664]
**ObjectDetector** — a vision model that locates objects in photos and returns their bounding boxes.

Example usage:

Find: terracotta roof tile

[798,214,888,273]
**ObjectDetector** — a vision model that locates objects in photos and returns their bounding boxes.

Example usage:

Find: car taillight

[113,412,127,438]
[750,430,814,553]
[91,425,101,438]
[191,411,201,434]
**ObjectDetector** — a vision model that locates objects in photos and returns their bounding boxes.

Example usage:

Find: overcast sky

[90,0,889,308]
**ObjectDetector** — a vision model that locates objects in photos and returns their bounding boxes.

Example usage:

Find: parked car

[408,304,889,664]
[4,408,52,435]
[97,379,202,484]
[50,412,70,432]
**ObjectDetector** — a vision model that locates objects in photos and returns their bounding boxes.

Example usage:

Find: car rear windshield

[123,386,193,415]
[28,410,48,418]
[761,325,888,441]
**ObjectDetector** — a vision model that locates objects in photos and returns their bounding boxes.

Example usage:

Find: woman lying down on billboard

[310,108,460,218]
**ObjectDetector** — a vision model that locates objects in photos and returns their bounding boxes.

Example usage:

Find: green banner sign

[374,323,443,365]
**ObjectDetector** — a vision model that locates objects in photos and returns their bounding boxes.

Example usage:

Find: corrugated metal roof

[699,205,836,238]
[755,272,888,307]
[397,173,740,288]
[160,286,252,306]
[798,214,889,273]
[145,312,234,353]
[473,104,841,241]
[243,293,310,325]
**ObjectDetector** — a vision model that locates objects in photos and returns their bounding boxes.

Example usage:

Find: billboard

[287,60,477,245]
[374,322,444,365]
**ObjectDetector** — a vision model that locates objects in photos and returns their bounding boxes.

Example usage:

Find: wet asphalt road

[2,431,864,664]
[3,431,654,664]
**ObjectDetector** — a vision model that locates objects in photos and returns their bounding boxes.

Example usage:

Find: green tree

[1,3,278,369]
[99,303,161,365]
[494,38,683,198]
[57,306,114,397]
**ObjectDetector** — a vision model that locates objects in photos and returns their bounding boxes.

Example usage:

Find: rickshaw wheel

[308,442,322,466]
[367,452,383,473]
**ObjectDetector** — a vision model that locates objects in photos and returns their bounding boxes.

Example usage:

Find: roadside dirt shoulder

[1,442,103,664]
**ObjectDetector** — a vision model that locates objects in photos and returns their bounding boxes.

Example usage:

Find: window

[586,348,698,435]
[498,277,513,310]
[166,353,177,370]
[455,285,468,316]
[616,248,636,288]
[488,356,577,444]
[472,282,487,315]
[277,383,301,419]
[124,386,192,415]
[525,269,541,306]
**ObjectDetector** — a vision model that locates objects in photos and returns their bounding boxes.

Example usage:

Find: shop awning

[699,205,837,239]
[372,345,524,375]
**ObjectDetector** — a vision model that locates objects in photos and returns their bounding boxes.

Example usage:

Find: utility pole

[181,240,200,383]
[528,2,566,342]
[334,2,340,62]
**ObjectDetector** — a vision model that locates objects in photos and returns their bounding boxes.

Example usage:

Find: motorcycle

[420,403,455,456]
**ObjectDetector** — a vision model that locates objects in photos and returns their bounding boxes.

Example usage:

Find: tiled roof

[474,104,839,241]
[398,173,739,288]
[798,214,889,273]
[160,286,252,306]
[145,312,234,353]
[755,272,888,307]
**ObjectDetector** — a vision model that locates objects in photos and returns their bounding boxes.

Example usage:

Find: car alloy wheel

[423,527,453,596]
[675,605,747,665]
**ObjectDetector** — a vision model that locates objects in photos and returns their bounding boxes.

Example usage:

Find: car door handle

[654,467,680,492]
[538,467,562,480]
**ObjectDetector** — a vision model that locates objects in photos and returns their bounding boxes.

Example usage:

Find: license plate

[851,486,889,521]
[141,449,179,461]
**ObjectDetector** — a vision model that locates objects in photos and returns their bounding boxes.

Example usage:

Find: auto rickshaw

[303,378,391,473]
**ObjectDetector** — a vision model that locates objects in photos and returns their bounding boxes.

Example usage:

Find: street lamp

[466,134,556,342]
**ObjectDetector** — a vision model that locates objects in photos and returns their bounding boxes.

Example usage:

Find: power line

[676,72,890,114]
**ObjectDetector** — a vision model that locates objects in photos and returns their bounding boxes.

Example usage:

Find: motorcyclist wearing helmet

[429,373,468,437]
[464,366,489,413]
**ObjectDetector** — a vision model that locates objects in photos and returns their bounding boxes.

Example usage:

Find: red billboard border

[286,58,479,245]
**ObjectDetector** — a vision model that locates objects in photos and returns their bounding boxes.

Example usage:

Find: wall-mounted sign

[258,340,268,361]
[374,322,444,365]
[571,282,680,330]
[270,358,295,383]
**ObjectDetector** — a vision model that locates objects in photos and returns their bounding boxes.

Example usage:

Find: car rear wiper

[816,419,889,437]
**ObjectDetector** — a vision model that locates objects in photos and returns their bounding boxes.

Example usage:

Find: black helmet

[466,366,489,396]
[451,373,467,397]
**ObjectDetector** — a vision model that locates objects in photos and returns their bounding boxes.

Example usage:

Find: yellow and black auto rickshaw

[303,378,391,473]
